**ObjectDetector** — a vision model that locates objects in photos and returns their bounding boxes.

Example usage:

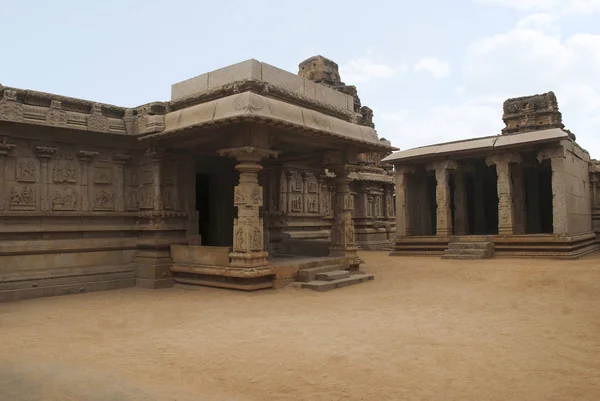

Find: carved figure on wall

[17,161,37,182]
[9,186,36,210]
[127,191,139,210]
[52,162,76,183]
[95,189,115,210]
[234,187,247,205]
[251,227,262,250]
[235,228,245,251]
[291,195,302,212]
[307,180,318,193]
[251,187,261,204]
[93,166,113,184]
[52,188,77,211]
[306,195,318,213]
[139,187,154,209]
[141,169,153,185]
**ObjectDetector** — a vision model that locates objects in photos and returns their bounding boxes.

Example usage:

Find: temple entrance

[194,157,237,247]
[466,162,499,235]
[524,161,553,234]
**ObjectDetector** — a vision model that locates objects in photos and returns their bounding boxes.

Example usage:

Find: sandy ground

[1,252,600,401]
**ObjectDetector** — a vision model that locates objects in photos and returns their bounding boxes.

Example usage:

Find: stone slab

[296,264,345,282]
[315,270,350,281]
[170,244,231,266]
[301,273,374,292]
[0,278,135,303]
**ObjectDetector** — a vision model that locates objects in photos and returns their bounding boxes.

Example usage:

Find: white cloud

[339,58,400,84]
[379,13,600,158]
[414,57,451,79]
[474,0,600,13]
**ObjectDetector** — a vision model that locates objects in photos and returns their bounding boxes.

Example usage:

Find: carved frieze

[9,186,36,210]
[16,160,37,182]
[93,166,113,184]
[139,187,154,209]
[126,190,139,210]
[141,169,153,185]
[46,100,67,126]
[0,90,24,122]
[306,195,318,213]
[94,189,115,210]
[87,103,110,132]
[52,162,77,183]
[52,188,77,211]
[291,194,303,212]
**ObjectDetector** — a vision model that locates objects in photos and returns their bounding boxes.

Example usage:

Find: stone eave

[382,128,569,165]
[168,78,357,123]
[0,85,127,116]
[139,91,395,151]
[349,171,394,184]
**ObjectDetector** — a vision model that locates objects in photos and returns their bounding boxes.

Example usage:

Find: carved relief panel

[9,186,37,211]
[16,159,38,183]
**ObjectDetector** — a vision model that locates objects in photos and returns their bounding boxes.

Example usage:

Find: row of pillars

[396,149,567,237]
[219,147,360,268]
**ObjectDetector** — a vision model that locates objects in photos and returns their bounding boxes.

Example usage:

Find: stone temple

[0,56,598,302]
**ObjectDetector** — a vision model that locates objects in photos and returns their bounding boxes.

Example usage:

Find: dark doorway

[196,173,211,245]
[426,172,437,235]
[524,162,553,234]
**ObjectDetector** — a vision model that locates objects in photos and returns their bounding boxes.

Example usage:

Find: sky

[2,0,599,157]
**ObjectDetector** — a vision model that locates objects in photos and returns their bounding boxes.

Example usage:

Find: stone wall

[0,126,190,301]
[562,141,593,234]
[590,160,600,240]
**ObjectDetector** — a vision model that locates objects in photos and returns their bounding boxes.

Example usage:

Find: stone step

[441,254,488,260]
[315,270,350,281]
[297,264,345,283]
[443,247,494,259]
[447,242,493,250]
[173,277,273,291]
[301,274,374,292]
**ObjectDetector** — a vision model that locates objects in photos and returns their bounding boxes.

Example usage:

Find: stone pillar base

[135,249,175,289]
[229,251,269,268]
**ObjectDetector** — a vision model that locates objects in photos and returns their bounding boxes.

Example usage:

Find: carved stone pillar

[473,169,487,234]
[395,166,413,237]
[35,146,58,211]
[486,153,522,235]
[538,147,567,234]
[591,175,598,209]
[220,146,278,268]
[0,142,16,211]
[146,149,165,212]
[77,150,98,212]
[328,164,360,264]
[113,154,130,212]
[512,164,526,234]
[427,160,457,236]
[453,169,468,235]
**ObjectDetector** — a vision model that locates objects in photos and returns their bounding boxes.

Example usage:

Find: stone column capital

[35,145,58,159]
[219,146,278,163]
[0,141,16,157]
[112,153,132,165]
[77,150,99,163]
[537,147,565,163]
[395,165,415,175]
[486,152,522,166]
[426,160,457,171]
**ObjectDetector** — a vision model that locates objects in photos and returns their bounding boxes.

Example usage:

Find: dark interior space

[426,172,437,235]
[195,173,211,245]
[466,162,499,235]
[482,165,499,235]
[449,174,455,234]
[524,161,553,234]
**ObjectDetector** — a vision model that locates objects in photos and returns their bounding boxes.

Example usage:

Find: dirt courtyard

[1,252,600,401]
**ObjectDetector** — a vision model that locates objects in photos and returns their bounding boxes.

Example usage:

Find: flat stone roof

[171,59,355,113]
[141,92,392,149]
[382,128,570,164]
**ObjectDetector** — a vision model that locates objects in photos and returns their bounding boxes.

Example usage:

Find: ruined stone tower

[501,91,575,139]
[298,55,374,128]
